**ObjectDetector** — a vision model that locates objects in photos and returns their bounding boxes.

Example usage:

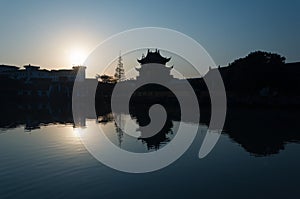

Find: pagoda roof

[137,49,171,65]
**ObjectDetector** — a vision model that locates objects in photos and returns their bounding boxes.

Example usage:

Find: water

[0,106,300,199]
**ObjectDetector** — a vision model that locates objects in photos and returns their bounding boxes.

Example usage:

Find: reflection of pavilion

[135,49,174,81]
[129,104,175,150]
[138,119,174,150]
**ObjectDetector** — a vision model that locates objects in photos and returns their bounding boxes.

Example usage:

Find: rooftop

[137,49,171,65]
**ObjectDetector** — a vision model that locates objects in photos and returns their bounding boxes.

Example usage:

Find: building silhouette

[0,64,89,98]
[135,49,174,81]
[0,64,86,82]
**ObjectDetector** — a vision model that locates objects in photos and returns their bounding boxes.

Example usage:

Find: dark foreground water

[0,108,300,199]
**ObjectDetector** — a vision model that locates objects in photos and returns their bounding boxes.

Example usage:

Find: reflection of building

[135,49,174,81]
[0,101,74,131]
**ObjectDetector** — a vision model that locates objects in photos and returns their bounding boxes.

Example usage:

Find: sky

[0,0,299,76]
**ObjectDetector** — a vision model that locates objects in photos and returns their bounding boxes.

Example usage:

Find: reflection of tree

[223,108,300,156]
[113,114,125,147]
[114,124,123,147]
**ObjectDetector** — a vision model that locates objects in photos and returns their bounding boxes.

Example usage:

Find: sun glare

[69,49,87,66]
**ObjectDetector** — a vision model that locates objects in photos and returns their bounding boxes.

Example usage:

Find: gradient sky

[0,0,299,73]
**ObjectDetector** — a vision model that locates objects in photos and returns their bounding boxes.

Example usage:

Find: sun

[69,49,87,66]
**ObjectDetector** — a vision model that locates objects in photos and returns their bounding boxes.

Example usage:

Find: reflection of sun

[69,49,86,66]
[73,128,83,138]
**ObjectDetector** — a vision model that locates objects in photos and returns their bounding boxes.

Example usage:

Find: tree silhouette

[96,74,116,83]
[220,51,287,93]
[114,53,125,81]
[229,51,286,66]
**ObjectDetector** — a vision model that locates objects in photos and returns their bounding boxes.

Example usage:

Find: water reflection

[0,101,74,131]
[0,101,299,156]
[97,110,177,152]
[223,108,300,156]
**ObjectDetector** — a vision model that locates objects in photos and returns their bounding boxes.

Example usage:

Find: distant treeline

[189,51,300,106]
